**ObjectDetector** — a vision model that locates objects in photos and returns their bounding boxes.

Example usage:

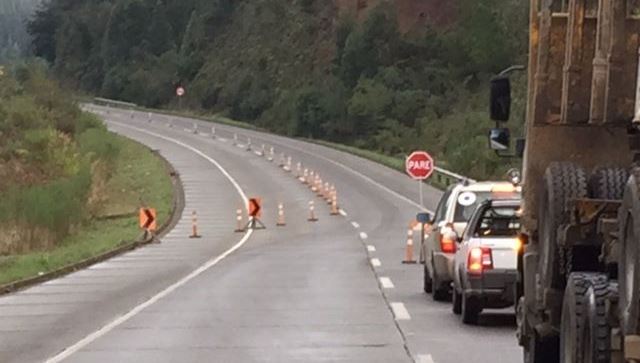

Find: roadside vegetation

[28,0,528,180]
[0,64,173,285]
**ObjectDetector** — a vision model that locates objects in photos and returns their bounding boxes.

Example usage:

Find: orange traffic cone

[190,211,202,238]
[327,184,335,204]
[277,203,286,226]
[234,207,245,232]
[308,201,318,222]
[402,225,416,264]
[330,192,340,216]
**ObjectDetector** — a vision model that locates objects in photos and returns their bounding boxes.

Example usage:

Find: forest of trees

[0,0,41,61]
[27,0,529,179]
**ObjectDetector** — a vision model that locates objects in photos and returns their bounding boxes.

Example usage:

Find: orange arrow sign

[248,198,262,218]
[139,208,157,231]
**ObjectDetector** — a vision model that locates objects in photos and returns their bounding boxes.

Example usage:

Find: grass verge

[0,134,174,285]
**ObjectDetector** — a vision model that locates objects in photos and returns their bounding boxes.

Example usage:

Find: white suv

[451,199,522,325]
[420,181,520,301]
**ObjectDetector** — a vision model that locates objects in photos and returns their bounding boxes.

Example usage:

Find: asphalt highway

[0,106,520,363]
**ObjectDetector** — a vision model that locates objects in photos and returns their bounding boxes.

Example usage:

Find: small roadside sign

[139,208,157,231]
[176,86,185,97]
[248,198,262,218]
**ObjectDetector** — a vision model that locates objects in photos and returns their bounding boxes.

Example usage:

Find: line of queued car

[419,180,522,325]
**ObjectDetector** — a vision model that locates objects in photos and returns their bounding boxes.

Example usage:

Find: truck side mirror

[489,128,510,151]
[490,76,511,121]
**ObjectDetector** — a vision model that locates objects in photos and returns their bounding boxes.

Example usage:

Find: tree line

[28,0,528,179]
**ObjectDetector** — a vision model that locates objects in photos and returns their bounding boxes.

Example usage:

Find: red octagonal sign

[406,151,435,180]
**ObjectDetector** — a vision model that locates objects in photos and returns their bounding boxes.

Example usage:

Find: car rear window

[453,191,491,222]
[473,206,521,237]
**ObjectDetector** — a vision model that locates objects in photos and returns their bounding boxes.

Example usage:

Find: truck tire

[582,274,611,363]
[619,169,640,334]
[589,167,629,200]
[461,290,481,325]
[423,265,433,293]
[560,273,590,363]
[538,163,587,293]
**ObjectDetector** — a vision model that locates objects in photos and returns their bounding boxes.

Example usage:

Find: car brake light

[440,233,456,253]
[468,247,493,274]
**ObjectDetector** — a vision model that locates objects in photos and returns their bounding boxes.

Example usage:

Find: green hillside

[29,0,528,179]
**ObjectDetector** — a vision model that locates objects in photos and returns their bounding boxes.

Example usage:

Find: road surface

[0,106,520,363]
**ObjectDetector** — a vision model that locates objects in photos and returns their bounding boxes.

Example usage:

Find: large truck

[488,1,640,362]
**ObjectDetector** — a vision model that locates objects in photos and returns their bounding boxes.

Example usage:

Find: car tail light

[440,233,456,254]
[468,247,493,274]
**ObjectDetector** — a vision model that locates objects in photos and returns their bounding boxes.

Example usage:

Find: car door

[422,187,455,267]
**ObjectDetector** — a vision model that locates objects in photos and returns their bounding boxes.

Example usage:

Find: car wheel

[423,265,433,294]
[452,286,462,315]
[461,290,481,325]
[432,272,448,301]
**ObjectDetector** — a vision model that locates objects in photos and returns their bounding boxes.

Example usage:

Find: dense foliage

[29,0,528,179]
[0,63,120,253]
[0,0,41,61]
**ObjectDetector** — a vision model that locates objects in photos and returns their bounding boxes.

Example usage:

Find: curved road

[0,106,520,363]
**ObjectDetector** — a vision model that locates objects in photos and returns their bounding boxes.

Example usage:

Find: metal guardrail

[93,97,137,109]
[432,166,476,188]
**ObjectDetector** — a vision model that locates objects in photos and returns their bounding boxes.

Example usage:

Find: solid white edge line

[359,232,368,240]
[379,277,394,289]
[351,221,360,229]
[370,258,381,267]
[45,119,253,363]
[390,302,411,320]
[367,245,376,252]
[416,354,435,363]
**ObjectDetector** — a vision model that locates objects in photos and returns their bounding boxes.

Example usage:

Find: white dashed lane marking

[367,245,376,252]
[416,354,436,363]
[379,277,394,289]
[390,302,411,320]
[359,232,368,240]
[370,258,381,267]
[351,222,360,229]
[339,209,347,216]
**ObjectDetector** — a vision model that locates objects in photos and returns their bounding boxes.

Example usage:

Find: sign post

[176,86,185,110]
[405,151,435,209]
[245,197,266,230]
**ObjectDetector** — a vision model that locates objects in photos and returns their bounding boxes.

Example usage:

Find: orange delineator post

[308,201,318,222]
[234,208,244,232]
[277,203,286,226]
[190,211,202,238]
[402,224,417,264]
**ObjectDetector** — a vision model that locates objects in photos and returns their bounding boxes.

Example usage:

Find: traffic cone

[323,182,331,200]
[276,203,286,226]
[302,168,309,184]
[211,126,216,139]
[402,225,417,264]
[246,138,252,151]
[308,201,318,222]
[234,207,245,232]
[190,211,202,238]
[296,162,302,177]
[261,144,266,156]
[268,147,274,161]
[327,184,335,204]
[285,156,292,172]
[193,123,198,134]
[233,133,238,145]
[330,191,340,215]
